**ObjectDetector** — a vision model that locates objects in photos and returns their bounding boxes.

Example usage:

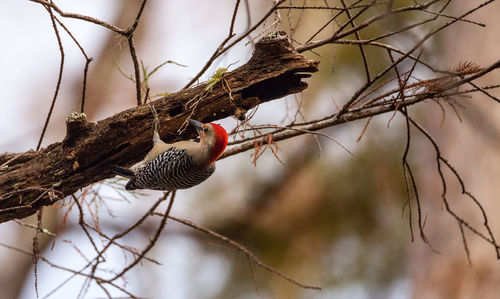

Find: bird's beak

[188,119,204,132]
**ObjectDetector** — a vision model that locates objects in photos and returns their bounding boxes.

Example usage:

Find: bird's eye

[203,127,209,133]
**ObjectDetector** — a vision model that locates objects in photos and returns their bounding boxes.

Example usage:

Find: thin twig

[407,115,500,258]
[13,219,56,237]
[29,0,125,34]
[339,0,371,82]
[296,0,442,53]
[128,35,142,106]
[183,0,243,89]
[105,191,176,283]
[71,194,100,254]
[0,242,139,298]
[162,215,322,290]
[52,16,93,114]
[30,0,148,36]
[37,5,65,151]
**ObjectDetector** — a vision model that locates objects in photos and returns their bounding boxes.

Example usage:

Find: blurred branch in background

[0,0,499,298]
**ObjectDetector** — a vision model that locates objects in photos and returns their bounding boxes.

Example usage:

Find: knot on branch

[255,31,296,55]
[63,112,95,147]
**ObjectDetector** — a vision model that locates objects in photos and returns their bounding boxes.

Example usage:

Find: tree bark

[0,33,318,223]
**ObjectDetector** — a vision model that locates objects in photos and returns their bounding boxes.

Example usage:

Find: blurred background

[1,0,499,298]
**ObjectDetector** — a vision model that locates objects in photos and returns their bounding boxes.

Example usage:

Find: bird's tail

[107,164,135,179]
[125,178,140,191]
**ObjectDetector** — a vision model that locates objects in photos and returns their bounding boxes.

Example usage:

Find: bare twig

[128,35,142,106]
[29,0,148,36]
[407,115,500,258]
[13,220,56,237]
[296,0,442,53]
[71,194,100,254]
[36,6,65,151]
[0,242,139,298]
[160,214,322,290]
[105,191,176,283]
[51,16,93,113]
[29,0,124,33]
[183,0,242,88]
[339,0,371,82]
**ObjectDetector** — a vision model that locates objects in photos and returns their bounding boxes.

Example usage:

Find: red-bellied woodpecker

[111,105,228,191]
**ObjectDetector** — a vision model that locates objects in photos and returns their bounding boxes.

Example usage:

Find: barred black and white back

[125,147,215,191]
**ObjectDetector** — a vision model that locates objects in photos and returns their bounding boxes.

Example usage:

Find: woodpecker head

[189,119,228,164]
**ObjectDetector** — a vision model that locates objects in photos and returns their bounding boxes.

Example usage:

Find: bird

[110,105,228,191]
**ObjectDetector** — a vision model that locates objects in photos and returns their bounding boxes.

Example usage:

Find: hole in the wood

[169,104,184,117]
[241,71,306,101]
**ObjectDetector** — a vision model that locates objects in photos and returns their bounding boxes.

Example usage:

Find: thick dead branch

[0,33,319,223]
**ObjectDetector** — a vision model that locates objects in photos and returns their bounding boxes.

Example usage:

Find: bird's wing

[138,140,199,168]
[130,143,173,172]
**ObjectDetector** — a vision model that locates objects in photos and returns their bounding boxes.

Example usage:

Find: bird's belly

[155,166,215,190]
[127,158,215,191]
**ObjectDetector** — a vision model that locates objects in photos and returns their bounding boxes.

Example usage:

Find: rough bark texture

[0,33,319,223]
